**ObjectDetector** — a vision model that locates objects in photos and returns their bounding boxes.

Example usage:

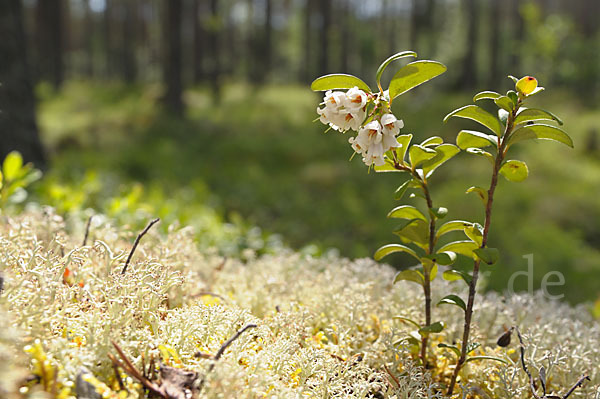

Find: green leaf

[421,136,443,147]
[437,240,479,258]
[374,162,403,173]
[473,247,500,265]
[423,261,438,281]
[310,74,371,92]
[421,144,460,178]
[464,356,508,365]
[456,130,497,150]
[375,51,417,87]
[430,206,448,219]
[388,60,447,100]
[387,205,427,221]
[473,91,501,102]
[374,244,421,262]
[419,321,444,335]
[393,219,429,248]
[444,105,504,136]
[466,186,488,206]
[423,251,456,266]
[466,342,481,354]
[394,179,411,200]
[408,145,437,168]
[439,343,461,358]
[499,160,529,182]
[508,124,573,148]
[494,96,514,112]
[393,316,421,329]
[437,220,473,239]
[393,269,425,285]
[464,224,483,246]
[507,75,519,84]
[498,109,509,125]
[438,294,466,312]
[507,90,518,105]
[396,134,413,164]
[3,151,23,181]
[514,108,563,126]
[466,148,494,163]
[442,269,472,285]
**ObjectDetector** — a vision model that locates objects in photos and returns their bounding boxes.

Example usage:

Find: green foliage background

[31,80,600,304]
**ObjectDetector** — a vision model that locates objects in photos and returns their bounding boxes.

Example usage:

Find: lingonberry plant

[312,51,457,366]
[312,53,574,395]
[442,75,572,395]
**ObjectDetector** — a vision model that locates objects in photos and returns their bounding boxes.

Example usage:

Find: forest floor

[1,207,599,398]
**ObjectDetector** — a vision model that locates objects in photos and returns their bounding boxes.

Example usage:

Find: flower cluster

[316,87,404,166]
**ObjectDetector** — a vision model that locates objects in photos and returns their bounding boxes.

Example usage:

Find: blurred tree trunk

[300,0,313,82]
[104,0,113,77]
[35,0,64,88]
[207,0,221,101]
[509,0,523,73]
[340,0,351,72]
[264,0,272,78]
[409,0,420,51]
[424,0,437,54]
[83,0,94,77]
[192,0,205,83]
[0,0,46,167]
[162,0,184,115]
[488,0,501,85]
[121,0,137,83]
[456,0,478,89]
[318,0,331,76]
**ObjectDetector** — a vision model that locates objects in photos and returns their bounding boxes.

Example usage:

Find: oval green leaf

[437,220,473,239]
[374,162,403,173]
[473,91,501,102]
[466,186,488,206]
[387,205,427,221]
[393,219,429,248]
[3,151,23,181]
[310,73,372,92]
[388,60,447,100]
[394,179,411,200]
[442,269,473,285]
[375,51,417,87]
[456,130,497,150]
[473,247,500,265]
[438,294,466,312]
[464,224,483,246]
[423,251,456,266]
[419,321,445,335]
[499,160,529,182]
[494,96,514,112]
[437,240,479,258]
[393,269,425,285]
[422,144,460,178]
[374,243,421,262]
[421,136,443,147]
[439,343,461,358]
[508,124,573,148]
[395,134,413,164]
[393,316,421,329]
[514,108,563,126]
[408,144,437,168]
[444,105,504,136]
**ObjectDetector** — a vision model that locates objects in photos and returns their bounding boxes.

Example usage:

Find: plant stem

[419,180,436,365]
[447,106,517,395]
[391,157,437,366]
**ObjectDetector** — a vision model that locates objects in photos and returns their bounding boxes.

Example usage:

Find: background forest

[2,0,600,304]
